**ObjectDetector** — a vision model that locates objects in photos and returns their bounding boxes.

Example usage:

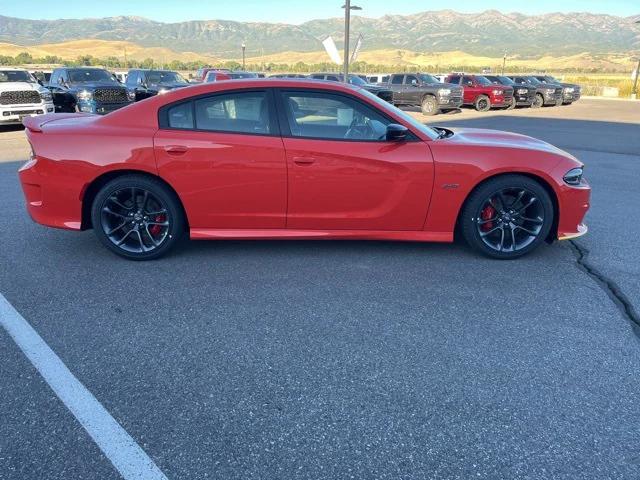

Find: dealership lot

[1,98,639,479]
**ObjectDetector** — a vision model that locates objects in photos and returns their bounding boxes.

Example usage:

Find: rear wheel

[474,95,491,112]
[421,95,438,116]
[91,175,185,260]
[461,175,554,259]
[532,93,544,108]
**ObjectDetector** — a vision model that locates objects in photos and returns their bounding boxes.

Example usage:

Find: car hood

[0,81,48,94]
[65,82,125,91]
[441,127,575,158]
[148,82,189,91]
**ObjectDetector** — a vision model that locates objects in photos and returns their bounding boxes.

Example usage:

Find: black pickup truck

[533,75,581,104]
[47,67,132,114]
[125,69,190,101]
[377,73,463,115]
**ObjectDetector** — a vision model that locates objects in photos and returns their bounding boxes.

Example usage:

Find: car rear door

[276,88,434,231]
[154,89,287,229]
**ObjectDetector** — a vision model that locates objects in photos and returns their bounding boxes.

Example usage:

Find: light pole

[242,42,246,70]
[501,51,507,76]
[632,20,640,99]
[342,1,362,83]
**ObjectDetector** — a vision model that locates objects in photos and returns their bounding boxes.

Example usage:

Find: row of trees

[0,51,618,74]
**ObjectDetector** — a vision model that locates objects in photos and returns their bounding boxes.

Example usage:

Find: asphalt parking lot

[1,98,639,480]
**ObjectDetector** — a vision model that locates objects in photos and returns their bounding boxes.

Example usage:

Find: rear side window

[167,102,194,129]
[194,91,271,134]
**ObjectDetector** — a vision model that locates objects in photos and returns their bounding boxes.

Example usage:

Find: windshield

[358,88,439,141]
[419,74,439,84]
[526,77,542,85]
[68,69,118,84]
[497,76,515,85]
[0,70,36,83]
[475,76,493,86]
[228,72,258,79]
[348,75,367,86]
[146,71,187,85]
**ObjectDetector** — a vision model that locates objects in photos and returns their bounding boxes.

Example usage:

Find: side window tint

[326,75,340,82]
[194,91,271,134]
[405,75,418,85]
[167,102,194,129]
[391,75,404,85]
[282,91,391,141]
[126,72,136,86]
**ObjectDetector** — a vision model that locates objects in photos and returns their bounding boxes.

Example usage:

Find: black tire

[474,95,491,112]
[91,174,185,260]
[421,95,438,116]
[506,98,516,110]
[532,93,544,108]
[461,175,554,259]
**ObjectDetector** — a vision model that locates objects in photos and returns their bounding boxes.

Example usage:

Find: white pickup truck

[0,68,54,125]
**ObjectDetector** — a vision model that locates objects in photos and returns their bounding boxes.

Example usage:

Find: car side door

[276,89,434,231]
[154,89,288,229]
[48,70,75,112]
[460,76,476,103]
[403,74,420,104]
[389,75,405,104]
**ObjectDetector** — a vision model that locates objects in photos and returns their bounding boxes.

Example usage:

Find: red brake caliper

[480,205,495,232]
[149,214,165,237]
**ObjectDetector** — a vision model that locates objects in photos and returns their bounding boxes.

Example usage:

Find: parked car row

[0,66,581,124]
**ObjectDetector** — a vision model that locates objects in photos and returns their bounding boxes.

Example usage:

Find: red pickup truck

[194,68,231,82]
[445,74,514,112]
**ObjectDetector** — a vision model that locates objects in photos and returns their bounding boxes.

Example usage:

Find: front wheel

[421,95,438,116]
[474,95,491,112]
[91,175,185,260]
[532,93,544,108]
[461,175,554,259]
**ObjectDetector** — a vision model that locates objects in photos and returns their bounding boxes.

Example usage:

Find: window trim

[157,88,281,137]
[273,88,419,143]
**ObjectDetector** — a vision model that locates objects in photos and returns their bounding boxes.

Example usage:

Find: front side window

[461,76,474,86]
[391,75,404,85]
[194,91,271,134]
[125,72,138,86]
[281,91,391,141]
[405,75,419,85]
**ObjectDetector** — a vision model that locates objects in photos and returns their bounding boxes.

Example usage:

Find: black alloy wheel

[475,95,491,112]
[461,175,554,259]
[91,175,184,260]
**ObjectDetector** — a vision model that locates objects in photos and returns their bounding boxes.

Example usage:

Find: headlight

[127,91,136,101]
[517,88,528,95]
[564,87,574,93]
[39,91,52,102]
[492,89,503,95]
[545,88,555,94]
[563,167,584,186]
[438,88,451,96]
[77,90,93,101]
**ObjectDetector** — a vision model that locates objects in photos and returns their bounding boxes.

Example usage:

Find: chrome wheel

[100,187,170,254]
[476,187,544,253]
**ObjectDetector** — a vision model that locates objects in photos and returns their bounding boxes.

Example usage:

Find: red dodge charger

[19,79,590,260]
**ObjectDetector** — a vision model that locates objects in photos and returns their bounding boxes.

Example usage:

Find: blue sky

[0,0,637,24]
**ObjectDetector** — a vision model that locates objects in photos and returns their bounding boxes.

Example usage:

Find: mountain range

[0,11,639,58]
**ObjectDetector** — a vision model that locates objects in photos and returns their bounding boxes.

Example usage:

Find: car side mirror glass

[386,124,408,142]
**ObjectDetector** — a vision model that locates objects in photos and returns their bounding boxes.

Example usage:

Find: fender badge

[442,183,460,190]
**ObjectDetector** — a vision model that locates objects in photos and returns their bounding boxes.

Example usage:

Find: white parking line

[0,294,169,480]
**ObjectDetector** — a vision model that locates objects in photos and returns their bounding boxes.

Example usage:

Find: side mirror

[386,124,408,142]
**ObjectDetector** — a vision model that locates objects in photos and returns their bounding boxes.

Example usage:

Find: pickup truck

[125,69,190,101]
[0,68,54,125]
[47,67,132,114]
[378,73,463,115]
[445,74,513,112]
